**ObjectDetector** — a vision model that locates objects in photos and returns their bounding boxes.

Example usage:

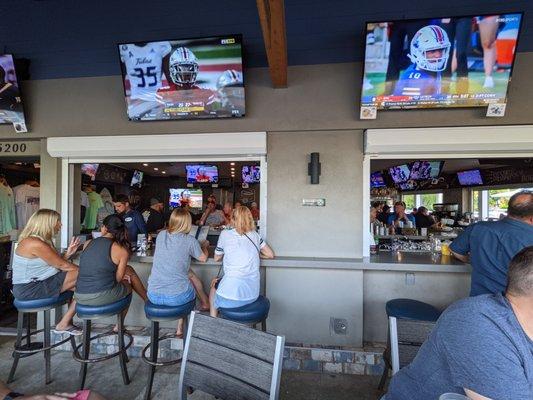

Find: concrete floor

[0,336,385,400]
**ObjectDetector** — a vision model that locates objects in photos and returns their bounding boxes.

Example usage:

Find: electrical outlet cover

[330,317,348,335]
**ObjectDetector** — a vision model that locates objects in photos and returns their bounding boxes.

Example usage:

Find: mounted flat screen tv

[242,165,260,184]
[370,171,386,188]
[186,165,218,184]
[389,164,411,183]
[410,161,444,180]
[169,188,203,209]
[457,169,483,186]
[81,164,99,181]
[131,170,144,187]
[118,35,244,121]
[0,54,27,131]
[361,13,523,110]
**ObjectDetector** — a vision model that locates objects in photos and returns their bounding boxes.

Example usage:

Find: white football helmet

[408,25,450,72]
[169,47,199,85]
[216,69,243,90]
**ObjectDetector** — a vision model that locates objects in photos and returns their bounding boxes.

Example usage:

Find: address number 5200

[0,143,27,153]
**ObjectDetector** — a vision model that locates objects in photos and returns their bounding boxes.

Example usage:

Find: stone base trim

[49,324,386,376]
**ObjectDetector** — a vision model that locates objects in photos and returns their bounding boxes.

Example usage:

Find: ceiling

[111,161,259,183]
[2,0,532,80]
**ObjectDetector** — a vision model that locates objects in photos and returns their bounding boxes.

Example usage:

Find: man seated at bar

[387,201,416,231]
[143,197,165,233]
[451,190,533,296]
[384,246,533,400]
[198,200,225,227]
[209,206,274,317]
[414,206,437,229]
[114,194,147,247]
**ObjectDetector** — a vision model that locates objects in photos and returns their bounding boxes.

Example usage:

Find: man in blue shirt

[451,191,533,296]
[114,194,147,247]
[384,246,533,400]
[387,201,416,229]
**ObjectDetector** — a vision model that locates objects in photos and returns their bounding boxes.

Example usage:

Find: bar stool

[8,291,76,385]
[378,298,441,390]
[73,294,133,390]
[141,298,196,400]
[218,295,270,331]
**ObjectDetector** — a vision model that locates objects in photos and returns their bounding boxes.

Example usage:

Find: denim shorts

[214,293,256,310]
[148,287,195,307]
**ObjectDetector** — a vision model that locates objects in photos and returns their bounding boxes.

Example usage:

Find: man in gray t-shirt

[385,246,533,400]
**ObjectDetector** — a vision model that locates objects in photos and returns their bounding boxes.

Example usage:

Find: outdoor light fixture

[308,152,321,184]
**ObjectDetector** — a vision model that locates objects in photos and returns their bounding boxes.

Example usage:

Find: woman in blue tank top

[74,215,147,328]
[12,209,82,335]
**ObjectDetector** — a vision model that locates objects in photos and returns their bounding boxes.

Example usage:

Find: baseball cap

[150,198,162,206]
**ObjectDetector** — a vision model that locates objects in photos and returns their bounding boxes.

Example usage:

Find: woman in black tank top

[74,215,147,318]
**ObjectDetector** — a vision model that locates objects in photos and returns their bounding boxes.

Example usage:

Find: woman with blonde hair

[147,208,210,337]
[210,206,274,317]
[12,209,81,335]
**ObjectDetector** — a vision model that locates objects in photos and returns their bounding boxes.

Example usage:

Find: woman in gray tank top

[12,209,82,336]
[74,215,147,329]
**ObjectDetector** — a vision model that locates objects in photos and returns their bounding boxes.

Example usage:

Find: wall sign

[0,141,40,157]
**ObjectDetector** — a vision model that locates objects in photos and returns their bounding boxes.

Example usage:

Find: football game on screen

[119,35,244,121]
[361,13,522,110]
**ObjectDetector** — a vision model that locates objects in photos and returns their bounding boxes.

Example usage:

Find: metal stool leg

[117,313,130,385]
[78,319,91,390]
[261,319,267,332]
[7,312,24,383]
[144,320,159,400]
[43,309,52,384]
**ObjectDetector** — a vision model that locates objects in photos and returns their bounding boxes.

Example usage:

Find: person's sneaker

[52,324,83,336]
[483,76,495,88]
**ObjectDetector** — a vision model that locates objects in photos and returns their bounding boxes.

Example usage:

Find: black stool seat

[142,299,196,400]
[8,291,76,385]
[219,295,270,325]
[386,298,441,322]
[74,295,133,390]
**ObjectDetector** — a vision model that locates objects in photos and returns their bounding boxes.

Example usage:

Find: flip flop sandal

[52,325,83,336]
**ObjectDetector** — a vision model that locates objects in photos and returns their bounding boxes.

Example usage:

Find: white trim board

[47,132,267,159]
[365,125,533,157]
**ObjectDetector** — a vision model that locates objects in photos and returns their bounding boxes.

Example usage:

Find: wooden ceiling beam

[256,0,288,88]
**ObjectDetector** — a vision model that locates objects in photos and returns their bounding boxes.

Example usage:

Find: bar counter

[131,250,471,273]
[74,251,470,347]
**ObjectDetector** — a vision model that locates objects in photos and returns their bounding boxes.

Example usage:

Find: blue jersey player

[393,25,451,97]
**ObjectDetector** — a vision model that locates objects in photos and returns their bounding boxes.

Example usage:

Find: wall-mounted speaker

[308,152,321,184]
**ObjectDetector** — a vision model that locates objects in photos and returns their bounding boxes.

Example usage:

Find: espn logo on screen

[221,38,236,45]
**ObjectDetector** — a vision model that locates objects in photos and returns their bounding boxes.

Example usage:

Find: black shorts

[12,272,67,300]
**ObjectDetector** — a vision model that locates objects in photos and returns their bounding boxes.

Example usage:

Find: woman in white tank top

[12,209,82,335]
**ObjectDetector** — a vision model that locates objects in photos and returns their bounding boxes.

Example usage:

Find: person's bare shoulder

[17,237,50,257]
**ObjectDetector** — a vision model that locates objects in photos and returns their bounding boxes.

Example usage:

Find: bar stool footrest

[73,330,133,364]
[141,333,182,367]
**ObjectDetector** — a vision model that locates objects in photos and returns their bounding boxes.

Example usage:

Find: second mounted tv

[118,35,244,121]
[361,13,523,110]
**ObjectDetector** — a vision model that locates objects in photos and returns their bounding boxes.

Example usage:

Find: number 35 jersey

[120,42,172,101]
[393,64,442,97]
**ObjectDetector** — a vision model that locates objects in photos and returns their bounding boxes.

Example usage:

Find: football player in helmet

[156,47,219,117]
[216,69,245,114]
[393,25,451,97]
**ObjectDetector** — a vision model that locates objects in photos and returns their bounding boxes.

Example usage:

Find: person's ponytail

[102,214,131,251]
